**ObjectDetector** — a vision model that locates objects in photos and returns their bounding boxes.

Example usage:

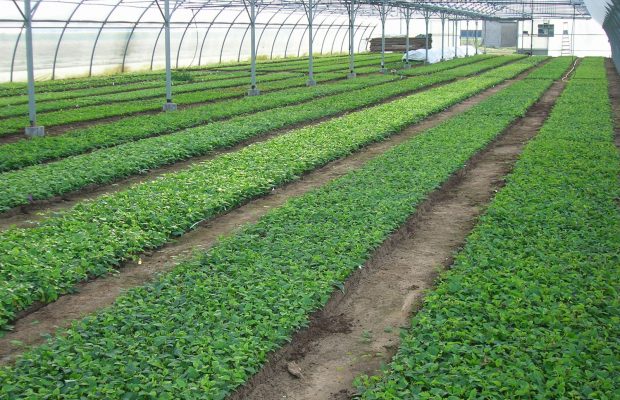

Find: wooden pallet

[369,36,432,52]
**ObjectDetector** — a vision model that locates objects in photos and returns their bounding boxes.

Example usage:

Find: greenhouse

[0,0,618,398]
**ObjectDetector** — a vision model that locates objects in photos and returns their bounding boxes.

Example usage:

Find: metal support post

[440,15,445,61]
[24,0,44,137]
[465,19,469,56]
[248,0,260,95]
[571,5,576,58]
[475,20,479,55]
[379,0,387,73]
[403,8,412,69]
[424,13,429,65]
[454,19,458,58]
[530,17,534,56]
[305,0,316,86]
[515,20,519,53]
[162,0,176,111]
[347,0,357,78]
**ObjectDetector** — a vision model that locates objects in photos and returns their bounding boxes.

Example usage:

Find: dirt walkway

[232,80,568,400]
[0,64,541,365]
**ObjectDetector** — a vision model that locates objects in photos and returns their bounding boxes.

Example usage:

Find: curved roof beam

[88,0,124,77]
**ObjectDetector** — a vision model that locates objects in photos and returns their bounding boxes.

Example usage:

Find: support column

[162,0,176,111]
[305,0,316,86]
[379,0,387,73]
[24,0,44,137]
[440,14,445,61]
[403,8,412,69]
[465,19,469,56]
[376,0,389,73]
[248,0,260,95]
[530,17,534,56]
[424,12,429,65]
[475,20,479,55]
[347,0,357,79]
[454,19,458,58]
[515,20,519,53]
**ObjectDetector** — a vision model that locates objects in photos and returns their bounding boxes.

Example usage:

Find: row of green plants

[0,69,264,108]
[0,52,364,97]
[0,57,518,210]
[523,56,574,78]
[0,55,497,172]
[0,58,544,330]
[0,58,567,399]
[0,56,408,135]
[249,53,403,73]
[357,57,618,399]
[214,53,388,72]
[399,54,498,76]
[0,53,400,110]
[0,70,358,135]
[0,72,302,119]
[0,75,395,169]
[0,54,400,110]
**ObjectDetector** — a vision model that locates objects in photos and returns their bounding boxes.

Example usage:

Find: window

[460,30,482,39]
[538,23,554,37]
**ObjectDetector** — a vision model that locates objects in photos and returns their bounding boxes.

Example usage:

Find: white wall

[517,18,610,57]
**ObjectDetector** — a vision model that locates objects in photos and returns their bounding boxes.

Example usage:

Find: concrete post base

[347,72,357,79]
[403,63,412,69]
[379,68,388,74]
[248,88,261,96]
[306,79,317,87]
[25,125,45,138]
[162,102,177,112]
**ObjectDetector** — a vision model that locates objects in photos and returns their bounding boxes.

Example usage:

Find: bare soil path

[233,79,568,400]
[0,64,541,365]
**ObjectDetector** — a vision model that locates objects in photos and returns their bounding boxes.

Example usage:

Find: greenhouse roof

[2,0,592,24]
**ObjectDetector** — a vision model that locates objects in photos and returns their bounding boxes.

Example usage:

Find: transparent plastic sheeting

[0,0,378,82]
[600,0,620,73]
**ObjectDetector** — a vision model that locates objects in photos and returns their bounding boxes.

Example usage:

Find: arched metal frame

[88,0,124,76]
[147,1,185,71]
[9,0,42,82]
[4,0,597,83]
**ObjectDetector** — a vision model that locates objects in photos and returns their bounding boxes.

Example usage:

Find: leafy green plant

[0,52,372,98]
[0,56,534,210]
[356,57,619,400]
[0,55,501,172]
[0,72,301,119]
[0,60,563,399]
[0,57,545,329]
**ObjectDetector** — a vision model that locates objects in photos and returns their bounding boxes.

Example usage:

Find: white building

[516,17,611,57]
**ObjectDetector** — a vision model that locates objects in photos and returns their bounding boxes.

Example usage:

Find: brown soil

[0,63,541,365]
[0,57,536,229]
[606,59,620,149]
[231,80,567,400]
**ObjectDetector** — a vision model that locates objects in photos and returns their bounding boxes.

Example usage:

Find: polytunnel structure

[1,0,379,82]
[0,0,619,398]
[1,0,603,83]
